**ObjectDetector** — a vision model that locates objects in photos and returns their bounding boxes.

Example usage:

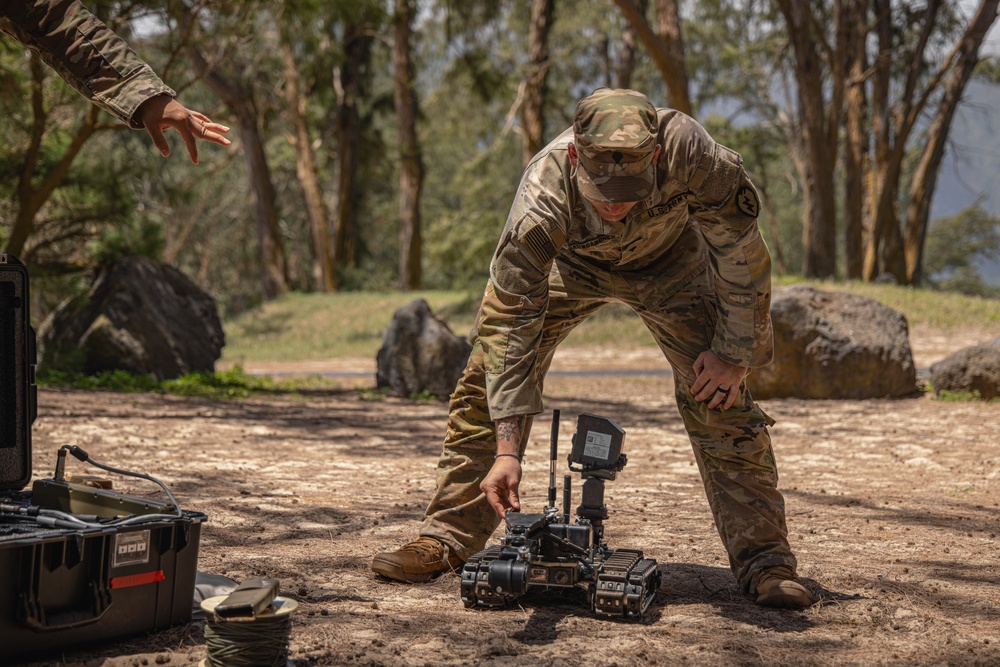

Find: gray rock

[748,286,917,399]
[929,345,1000,400]
[376,299,472,400]
[39,255,224,380]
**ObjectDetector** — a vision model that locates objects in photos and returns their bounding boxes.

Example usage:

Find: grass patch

[931,388,1000,404]
[774,277,1000,331]
[38,366,340,400]
[220,282,1000,363]
[222,290,483,363]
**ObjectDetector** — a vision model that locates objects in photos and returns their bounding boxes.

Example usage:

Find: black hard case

[0,253,36,491]
[0,254,206,661]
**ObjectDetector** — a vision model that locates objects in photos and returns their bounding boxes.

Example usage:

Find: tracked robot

[461,410,661,618]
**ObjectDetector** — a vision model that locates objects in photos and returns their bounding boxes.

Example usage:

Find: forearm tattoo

[495,416,520,452]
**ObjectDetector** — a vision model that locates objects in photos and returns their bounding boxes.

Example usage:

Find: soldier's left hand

[692,350,748,411]
[138,94,231,164]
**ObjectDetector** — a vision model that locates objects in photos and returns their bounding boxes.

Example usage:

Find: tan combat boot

[371,537,464,583]
[755,568,815,609]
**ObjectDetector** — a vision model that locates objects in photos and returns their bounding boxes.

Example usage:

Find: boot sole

[370,555,445,583]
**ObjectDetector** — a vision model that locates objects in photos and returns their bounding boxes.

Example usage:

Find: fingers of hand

[706,385,730,409]
[143,123,170,157]
[195,118,232,143]
[507,489,520,511]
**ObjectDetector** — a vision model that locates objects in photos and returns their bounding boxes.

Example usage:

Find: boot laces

[403,537,449,564]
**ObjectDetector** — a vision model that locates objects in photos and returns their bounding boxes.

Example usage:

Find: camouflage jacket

[481,109,773,420]
[0,0,174,128]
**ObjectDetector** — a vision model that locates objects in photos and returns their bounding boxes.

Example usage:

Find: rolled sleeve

[687,142,773,368]
[0,1,174,128]
[478,151,571,419]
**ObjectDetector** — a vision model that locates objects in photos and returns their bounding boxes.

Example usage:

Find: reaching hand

[481,456,522,518]
[138,94,231,164]
[692,349,748,411]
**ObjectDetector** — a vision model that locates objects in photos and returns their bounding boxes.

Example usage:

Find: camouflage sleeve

[683,133,773,368]
[478,151,571,420]
[0,0,175,129]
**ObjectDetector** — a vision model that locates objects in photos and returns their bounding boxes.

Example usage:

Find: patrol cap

[573,88,658,203]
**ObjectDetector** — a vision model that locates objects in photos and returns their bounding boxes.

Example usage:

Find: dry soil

[12,328,1000,667]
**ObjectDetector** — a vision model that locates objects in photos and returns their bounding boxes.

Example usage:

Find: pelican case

[0,254,206,661]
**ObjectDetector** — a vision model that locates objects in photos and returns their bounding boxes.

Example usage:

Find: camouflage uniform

[0,1,175,127]
[419,90,796,595]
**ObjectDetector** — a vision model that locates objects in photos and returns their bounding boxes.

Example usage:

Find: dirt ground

[13,325,1000,667]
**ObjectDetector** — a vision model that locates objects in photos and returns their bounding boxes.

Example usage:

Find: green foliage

[931,387,1000,404]
[37,364,340,399]
[357,387,391,402]
[161,366,280,399]
[5,0,995,322]
[37,367,161,392]
[924,203,1000,296]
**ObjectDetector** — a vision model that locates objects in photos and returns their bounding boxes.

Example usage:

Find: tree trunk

[281,41,334,293]
[332,25,372,278]
[843,0,869,279]
[191,49,287,299]
[4,55,101,259]
[612,0,691,115]
[904,0,1000,285]
[862,0,893,280]
[776,0,837,278]
[654,0,691,113]
[616,0,646,89]
[393,0,424,290]
[521,0,553,166]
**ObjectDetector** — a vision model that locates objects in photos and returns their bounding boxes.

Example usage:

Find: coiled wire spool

[200,595,297,667]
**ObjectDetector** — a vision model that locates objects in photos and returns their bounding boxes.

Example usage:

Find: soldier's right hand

[481,457,522,518]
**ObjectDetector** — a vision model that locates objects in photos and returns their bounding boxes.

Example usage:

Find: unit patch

[737,186,760,217]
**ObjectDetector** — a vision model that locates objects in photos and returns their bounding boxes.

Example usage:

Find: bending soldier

[372,88,813,609]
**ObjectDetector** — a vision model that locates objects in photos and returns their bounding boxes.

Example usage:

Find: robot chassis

[460,411,661,618]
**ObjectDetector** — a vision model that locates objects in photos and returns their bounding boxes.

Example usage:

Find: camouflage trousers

[418,241,796,594]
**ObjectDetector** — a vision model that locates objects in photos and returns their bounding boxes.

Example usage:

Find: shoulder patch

[736,185,759,217]
[520,222,558,267]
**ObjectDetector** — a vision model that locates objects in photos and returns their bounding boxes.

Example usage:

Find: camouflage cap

[573,88,658,203]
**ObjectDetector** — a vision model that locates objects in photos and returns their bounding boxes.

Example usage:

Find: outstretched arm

[1,1,230,163]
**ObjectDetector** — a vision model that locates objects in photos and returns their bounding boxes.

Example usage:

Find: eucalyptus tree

[393,0,424,289]
[612,0,691,114]
[774,0,999,284]
[521,0,554,165]
[185,3,289,299]
[0,2,177,267]
[280,0,335,292]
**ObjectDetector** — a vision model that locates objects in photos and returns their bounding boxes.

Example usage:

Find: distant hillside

[934,79,1000,285]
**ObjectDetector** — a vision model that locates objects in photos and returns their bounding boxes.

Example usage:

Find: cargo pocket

[479,281,525,375]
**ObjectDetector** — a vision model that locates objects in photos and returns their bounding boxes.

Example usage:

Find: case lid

[0,254,36,491]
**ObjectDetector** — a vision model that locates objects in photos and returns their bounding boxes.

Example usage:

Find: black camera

[460,411,660,618]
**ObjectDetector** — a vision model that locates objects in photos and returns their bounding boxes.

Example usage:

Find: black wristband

[494,453,523,464]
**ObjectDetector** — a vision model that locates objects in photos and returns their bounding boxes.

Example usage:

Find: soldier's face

[568,142,658,221]
[589,200,641,221]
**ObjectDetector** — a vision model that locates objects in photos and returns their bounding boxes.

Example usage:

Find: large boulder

[748,286,917,399]
[376,299,472,400]
[39,255,224,380]
[929,345,1000,400]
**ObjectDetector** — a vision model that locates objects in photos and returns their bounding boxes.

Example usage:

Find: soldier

[372,88,813,608]
[0,0,230,163]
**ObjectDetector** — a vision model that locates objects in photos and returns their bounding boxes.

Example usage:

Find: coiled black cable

[204,610,293,667]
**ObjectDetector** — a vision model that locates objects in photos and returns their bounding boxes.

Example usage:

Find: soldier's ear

[567,142,579,167]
